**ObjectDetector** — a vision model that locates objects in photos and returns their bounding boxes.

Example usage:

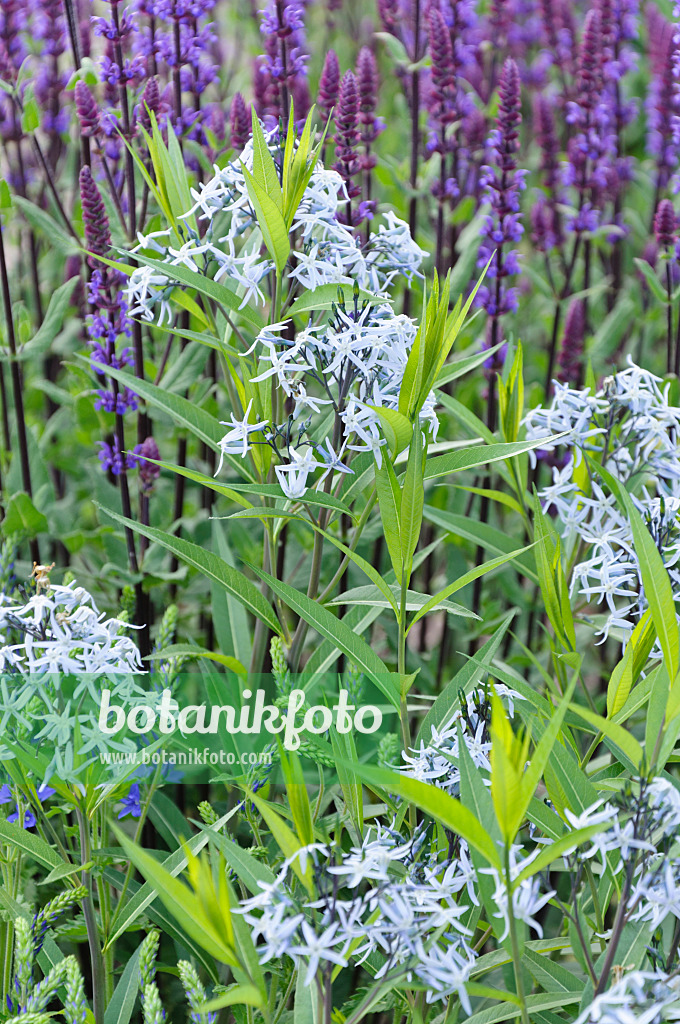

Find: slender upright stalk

[0,217,39,563]
[505,850,530,1024]
[75,805,105,1024]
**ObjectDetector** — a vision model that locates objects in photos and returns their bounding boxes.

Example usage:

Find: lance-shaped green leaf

[374,454,403,584]
[97,504,283,637]
[597,461,679,685]
[371,406,413,457]
[104,249,266,331]
[424,434,567,479]
[407,544,535,633]
[400,421,425,585]
[498,342,524,443]
[532,491,576,652]
[247,564,401,707]
[241,163,290,275]
[345,763,501,868]
[569,702,644,769]
[607,611,653,717]
[250,107,283,211]
[111,824,239,967]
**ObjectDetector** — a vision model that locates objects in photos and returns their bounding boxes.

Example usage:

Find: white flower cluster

[0,581,143,677]
[238,828,477,1009]
[398,685,524,795]
[575,970,680,1024]
[524,360,680,644]
[125,128,433,500]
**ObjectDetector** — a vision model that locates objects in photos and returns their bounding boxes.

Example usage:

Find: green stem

[505,850,530,1024]
[76,805,105,1024]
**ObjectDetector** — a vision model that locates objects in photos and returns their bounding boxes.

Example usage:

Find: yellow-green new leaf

[241,164,290,276]
[250,108,283,212]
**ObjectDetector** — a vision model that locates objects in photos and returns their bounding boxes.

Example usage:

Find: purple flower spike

[427,6,455,141]
[654,199,677,249]
[137,436,161,492]
[318,50,339,120]
[333,70,361,222]
[476,57,526,329]
[138,75,160,134]
[356,47,381,148]
[75,81,100,138]
[79,166,112,265]
[230,92,250,149]
[557,299,586,385]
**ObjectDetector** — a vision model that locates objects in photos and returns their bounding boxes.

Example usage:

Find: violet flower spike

[654,198,678,374]
[75,80,100,138]
[230,92,250,150]
[318,49,339,122]
[557,299,585,386]
[332,69,361,226]
[475,56,525,374]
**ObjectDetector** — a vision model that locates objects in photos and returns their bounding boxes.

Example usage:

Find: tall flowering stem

[79,167,139,580]
[333,70,360,226]
[471,57,523,622]
[356,46,382,237]
[259,0,308,124]
[427,5,456,273]
[0,214,38,565]
[477,56,524,403]
[654,198,678,375]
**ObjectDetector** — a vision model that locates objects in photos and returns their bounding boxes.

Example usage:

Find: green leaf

[288,283,385,317]
[144,643,246,675]
[250,108,283,211]
[633,257,670,305]
[1,492,48,539]
[607,613,650,717]
[112,249,266,332]
[514,675,578,836]
[568,703,644,769]
[463,994,580,1024]
[248,563,400,707]
[434,344,504,388]
[201,986,264,1012]
[424,434,567,479]
[248,792,314,894]
[111,824,238,966]
[294,965,319,1024]
[400,422,424,581]
[0,820,63,868]
[103,942,142,1024]
[82,358,227,454]
[97,504,283,637]
[408,545,535,632]
[597,463,679,683]
[12,195,79,255]
[241,164,290,275]
[521,949,582,994]
[350,763,501,868]
[41,861,91,885]
[328,584,475,618]
[372,406,413,458]
[18,278,77,360]
[423,506,539,582]
[374,455,403,584]
[279,747,314,847]
[202,829,276,896]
